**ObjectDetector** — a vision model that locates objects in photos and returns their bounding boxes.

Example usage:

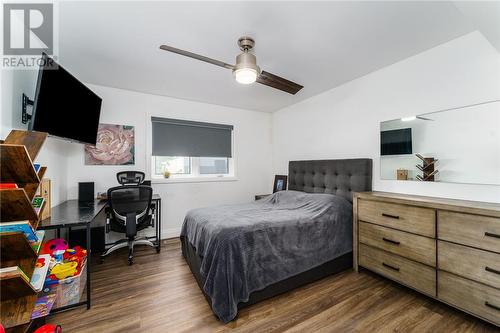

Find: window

[199,157,229,175]
[151,117,234,179]
[154,156,190,175]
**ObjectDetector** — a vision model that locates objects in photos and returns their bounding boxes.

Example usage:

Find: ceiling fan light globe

[234,68,258,84]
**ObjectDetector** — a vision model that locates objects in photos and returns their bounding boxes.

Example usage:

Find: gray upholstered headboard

[288,159,373,203]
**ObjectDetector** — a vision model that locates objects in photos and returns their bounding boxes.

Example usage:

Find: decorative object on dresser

[396,169,408,180]
[273,175,287,193]
[0,129,49,331]
[415,154,438,181]
[353,191,500,327]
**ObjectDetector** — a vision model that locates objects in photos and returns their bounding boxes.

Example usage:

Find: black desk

[38,199,106,313]
[38,194,162,314]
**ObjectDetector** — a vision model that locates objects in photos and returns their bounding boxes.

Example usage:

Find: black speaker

[78,182,94,202]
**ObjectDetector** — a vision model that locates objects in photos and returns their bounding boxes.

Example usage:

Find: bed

[180,159,372,322]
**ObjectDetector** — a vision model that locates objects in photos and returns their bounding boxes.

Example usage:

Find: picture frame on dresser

[353,191,500,327]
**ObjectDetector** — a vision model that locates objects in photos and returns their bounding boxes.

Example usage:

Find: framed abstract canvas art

[84,123,135,165]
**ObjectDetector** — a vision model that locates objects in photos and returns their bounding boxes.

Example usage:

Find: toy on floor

[50,261,78,279]
[63,246,87,275]
[41,239,68,255]
[34,324,62,333]
[43,245,88,289]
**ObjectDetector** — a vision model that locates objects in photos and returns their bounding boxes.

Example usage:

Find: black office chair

[116,171,145,185]
[100,185,158,265]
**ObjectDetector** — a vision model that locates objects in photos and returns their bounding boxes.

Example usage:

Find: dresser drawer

[438,211,500,253]
[358,199,435,237]
[359,244,436,296]
[439,271,500,326]
[438,241,500,289]
[359,222,436,267]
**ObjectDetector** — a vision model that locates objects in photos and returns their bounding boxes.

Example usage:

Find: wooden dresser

[353,191,500,327]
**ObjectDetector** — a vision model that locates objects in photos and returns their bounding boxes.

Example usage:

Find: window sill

[151,176,238,184]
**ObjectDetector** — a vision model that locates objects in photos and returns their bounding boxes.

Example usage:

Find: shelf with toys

[0,130,50,332]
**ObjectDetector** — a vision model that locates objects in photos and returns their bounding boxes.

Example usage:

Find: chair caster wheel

[100,257,104,264]
[128,258,133,265]
[156,247,161,253]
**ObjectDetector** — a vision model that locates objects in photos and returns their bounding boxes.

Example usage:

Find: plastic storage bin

[43,260,87,308]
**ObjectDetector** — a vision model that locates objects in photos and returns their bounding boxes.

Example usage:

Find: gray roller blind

[152,117,233,157]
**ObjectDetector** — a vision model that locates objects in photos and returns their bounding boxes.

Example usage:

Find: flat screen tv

[29,53,102,145]
[381,128,412,155]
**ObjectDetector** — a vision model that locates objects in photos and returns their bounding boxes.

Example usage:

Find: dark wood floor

[49,239,499,333]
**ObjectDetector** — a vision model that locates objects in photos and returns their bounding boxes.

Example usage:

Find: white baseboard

[162,227,182,240]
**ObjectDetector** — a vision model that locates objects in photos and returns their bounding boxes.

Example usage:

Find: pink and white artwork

[84,123,135,165]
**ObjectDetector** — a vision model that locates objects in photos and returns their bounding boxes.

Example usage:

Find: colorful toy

[35,257,47,268]
[63,246,87,262]
[41,239,68,255]
[50,261,78,279]
[53,249,65,263]
[34,324,62,333]
[63,246,87,276]
[43,244,88,292]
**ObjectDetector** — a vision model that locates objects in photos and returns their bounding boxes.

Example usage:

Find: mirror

[380,100,500,185]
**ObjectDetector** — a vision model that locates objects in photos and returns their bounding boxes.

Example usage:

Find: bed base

[181,236,353,317]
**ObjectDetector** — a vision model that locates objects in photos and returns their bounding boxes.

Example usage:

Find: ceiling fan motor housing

[234,52,260,73]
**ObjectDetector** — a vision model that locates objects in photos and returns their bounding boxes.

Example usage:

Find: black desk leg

[158,199,161,250]
[86,223,91,309]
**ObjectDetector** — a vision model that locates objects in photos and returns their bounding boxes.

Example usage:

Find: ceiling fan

[159,37,303,95]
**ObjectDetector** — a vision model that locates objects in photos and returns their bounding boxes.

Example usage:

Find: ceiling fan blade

[256,71,303,95]
[159,45,234,70]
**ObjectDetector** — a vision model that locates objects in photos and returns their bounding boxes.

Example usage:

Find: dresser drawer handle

[485,266,500,276]
[382,237,400,245]
[382,262,400,272]
[382,213,400,219]
[485,301,500,311]
[485,232,500,239]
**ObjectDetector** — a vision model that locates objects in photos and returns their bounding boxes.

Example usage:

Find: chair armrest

[105,207,111,233]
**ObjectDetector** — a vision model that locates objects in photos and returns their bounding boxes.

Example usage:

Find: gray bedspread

[180,190,353,322]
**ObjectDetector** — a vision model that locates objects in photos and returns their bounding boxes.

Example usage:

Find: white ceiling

[58,1,485,112]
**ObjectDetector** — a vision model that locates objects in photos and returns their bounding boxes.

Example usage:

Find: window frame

[147,113,237,184]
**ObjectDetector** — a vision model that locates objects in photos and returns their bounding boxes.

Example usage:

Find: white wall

[1,69,69,206]
[272,32,500,203]
[64,84,273,238]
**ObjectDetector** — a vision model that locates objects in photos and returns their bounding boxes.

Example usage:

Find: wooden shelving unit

[0,145,40,184]
[0,233,38,278]
[0,189,39,224]
[0,130,48,332]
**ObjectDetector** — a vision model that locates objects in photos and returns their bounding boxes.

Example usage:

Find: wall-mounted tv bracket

[22,93,34,124]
